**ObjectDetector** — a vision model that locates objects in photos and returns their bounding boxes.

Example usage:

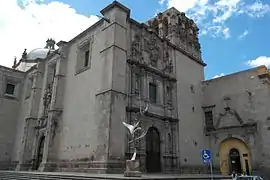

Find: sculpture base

[124,160,141,177]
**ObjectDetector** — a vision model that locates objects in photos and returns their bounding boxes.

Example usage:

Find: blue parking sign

[202,149,212,164]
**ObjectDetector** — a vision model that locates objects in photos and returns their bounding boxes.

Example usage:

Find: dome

[26,48,54,60]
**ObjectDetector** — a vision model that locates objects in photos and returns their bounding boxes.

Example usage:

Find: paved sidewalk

[0,170,232,179]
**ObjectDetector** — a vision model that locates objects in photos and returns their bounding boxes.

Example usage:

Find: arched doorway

[146,127,161,173]
[229,148,242,174]
[219,138,252,175]
[33,136,45,170]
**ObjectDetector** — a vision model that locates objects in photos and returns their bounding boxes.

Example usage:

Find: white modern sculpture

[122,101,148,161]
[122,97,148,177]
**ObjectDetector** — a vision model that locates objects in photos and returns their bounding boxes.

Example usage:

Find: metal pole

[210,161,213,180]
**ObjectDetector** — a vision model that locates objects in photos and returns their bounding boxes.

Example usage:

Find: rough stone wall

[55,25,107,162]
[202,66,270,173]
[174,50,205,171]
[0,65,25,169]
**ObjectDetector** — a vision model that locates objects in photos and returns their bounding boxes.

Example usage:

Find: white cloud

[238,30,248,39]
[213,73,225,79]
[240,2,270,18]
[0,0,99,67]
[159,0,166,5]
[222,27,230,39]
[164,0,270,39]
[246,56,270,67]
[167,0,209,12]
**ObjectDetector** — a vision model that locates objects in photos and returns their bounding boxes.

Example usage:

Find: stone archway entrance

[146,127,161,173]
[33,136,45,170]
[219,138,252,175]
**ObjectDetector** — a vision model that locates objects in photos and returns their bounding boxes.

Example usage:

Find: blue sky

[1,0,270,79]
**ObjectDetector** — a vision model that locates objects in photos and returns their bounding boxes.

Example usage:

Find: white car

[233,176,264,180]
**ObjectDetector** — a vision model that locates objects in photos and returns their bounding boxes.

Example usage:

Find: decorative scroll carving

[145,34,160,67]
[163,51,173,73]
[168,24,178,35]
[216,97,244,128]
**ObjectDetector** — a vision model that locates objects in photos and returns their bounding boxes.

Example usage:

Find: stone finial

[22,49,27,59]
[13,57,17,66]
[12,57,17,69]
[45,38,56,50]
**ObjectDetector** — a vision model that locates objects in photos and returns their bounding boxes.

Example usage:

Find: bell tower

[147,7,202,63]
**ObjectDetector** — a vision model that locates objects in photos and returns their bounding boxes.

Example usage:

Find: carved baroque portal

[130,31,175,76]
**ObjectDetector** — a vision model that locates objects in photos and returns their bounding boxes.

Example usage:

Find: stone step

[0,171,232,180]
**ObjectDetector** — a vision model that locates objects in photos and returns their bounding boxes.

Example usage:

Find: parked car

[233,176,264,180]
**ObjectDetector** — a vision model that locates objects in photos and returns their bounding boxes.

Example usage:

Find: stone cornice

[0,65,25,75]
[100,1,131,17]
[205,122,257,136]
[127,59,177,82]
[126,106,179,122]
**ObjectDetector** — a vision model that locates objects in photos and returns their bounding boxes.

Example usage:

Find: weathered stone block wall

[0,66,25,169]
[55,24,109,162]
[174,50,205,169]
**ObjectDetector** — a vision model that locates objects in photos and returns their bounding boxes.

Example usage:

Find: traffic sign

[202,149,212,164]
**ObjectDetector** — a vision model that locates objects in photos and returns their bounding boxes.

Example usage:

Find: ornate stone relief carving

[147,8,202,63]
[130,34,143,62]
[215,96,244,128]
[145,34,160,67]
[43,84,52,116]
[163,47,173,73]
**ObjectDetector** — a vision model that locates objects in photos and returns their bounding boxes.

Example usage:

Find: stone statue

[45,38,56,50]
[122,102,148,161]
[12,57,17,68]
[43,84,52,115]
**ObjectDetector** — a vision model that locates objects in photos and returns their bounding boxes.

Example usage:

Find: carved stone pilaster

[43,84,52,116]
[130,34,143,62]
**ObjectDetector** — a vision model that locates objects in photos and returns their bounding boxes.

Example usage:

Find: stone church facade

[0,1,269,176]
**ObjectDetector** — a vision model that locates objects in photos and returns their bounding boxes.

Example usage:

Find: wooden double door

[146,127,161,173]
